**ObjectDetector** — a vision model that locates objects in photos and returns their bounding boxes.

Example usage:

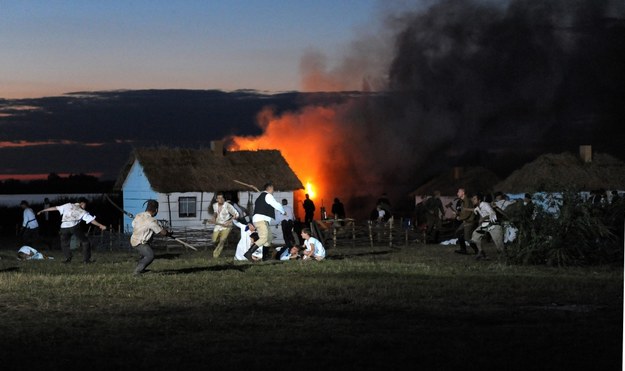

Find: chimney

[579,145,592,163]
[452,167,463,181]
[210,140,224,156]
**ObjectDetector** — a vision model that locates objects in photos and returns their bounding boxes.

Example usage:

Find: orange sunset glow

[0,172,104,181]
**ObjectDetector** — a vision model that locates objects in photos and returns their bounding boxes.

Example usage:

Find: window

[179,197,197,217]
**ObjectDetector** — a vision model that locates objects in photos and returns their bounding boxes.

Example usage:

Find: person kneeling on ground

[17,245,53,261]
[247,233,262,261]
[301,228,325,261]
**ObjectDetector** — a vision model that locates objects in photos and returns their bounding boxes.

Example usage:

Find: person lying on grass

[17,245,54,261]
[274,245,301,260]
[300,228,325,261]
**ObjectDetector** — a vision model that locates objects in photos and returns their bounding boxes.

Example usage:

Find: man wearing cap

[38,197,107,264]
[244,182,286,261]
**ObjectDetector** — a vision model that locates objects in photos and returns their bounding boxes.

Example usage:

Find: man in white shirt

[468,193,505,260]
[275,198,296,248]
[38,197,107,264]
[130,199,172,275]
[210,192,239,258]
[244,182,286,261]
[20,200,39,246]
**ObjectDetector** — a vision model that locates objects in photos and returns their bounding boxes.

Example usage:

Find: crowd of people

[412,187,623,261]
[13,184,621,270]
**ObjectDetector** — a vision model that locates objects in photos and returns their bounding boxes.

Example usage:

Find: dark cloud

[0,90,357,180]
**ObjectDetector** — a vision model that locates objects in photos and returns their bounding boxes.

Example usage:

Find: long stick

[233,179,260,192]
[171,237,198,251]
[104,194,134,218]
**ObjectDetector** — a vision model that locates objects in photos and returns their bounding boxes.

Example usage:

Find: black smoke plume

[291,0,625,216]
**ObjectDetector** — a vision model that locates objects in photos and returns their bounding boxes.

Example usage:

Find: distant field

[0,238,622,370]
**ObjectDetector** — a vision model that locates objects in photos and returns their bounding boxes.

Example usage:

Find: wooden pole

[368,221,373,249]
[389,217,393,247]
[405,227,408,248]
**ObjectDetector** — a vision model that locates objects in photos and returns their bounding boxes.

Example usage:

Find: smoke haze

[231,0,625,218]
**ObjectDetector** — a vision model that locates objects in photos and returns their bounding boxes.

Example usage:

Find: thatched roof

[495,152,625,193]
[114,147,304,193]
[410,167,501,196]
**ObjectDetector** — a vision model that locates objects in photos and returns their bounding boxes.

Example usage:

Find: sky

[1,0,624,216]
[0,0,379,98]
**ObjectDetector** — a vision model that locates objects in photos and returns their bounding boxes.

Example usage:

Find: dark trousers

[60,225,91,262]
[281,220,295,248]
[455,222,476,251]
[22,227,39,246]
[134,243,155,274]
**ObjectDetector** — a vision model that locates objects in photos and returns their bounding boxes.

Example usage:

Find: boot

[475,250,487,260]
[454,245,468,254]
[244,244,259,261]
[454,238,467,254]
[469,242,479,254]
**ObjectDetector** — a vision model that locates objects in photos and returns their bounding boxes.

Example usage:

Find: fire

[228,105,351,217]
[305,181,316,199]
[227,99,385,219]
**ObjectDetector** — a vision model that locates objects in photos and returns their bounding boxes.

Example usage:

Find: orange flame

[229,105,352,216]
[305,181,316,199]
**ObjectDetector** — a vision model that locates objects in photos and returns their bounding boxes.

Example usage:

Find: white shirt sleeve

[265,193,285,214]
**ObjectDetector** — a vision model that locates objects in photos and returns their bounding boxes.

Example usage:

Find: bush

[507,190,621,266]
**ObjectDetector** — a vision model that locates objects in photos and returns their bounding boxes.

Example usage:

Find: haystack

[495,152,625,193]
[411,167,501,197]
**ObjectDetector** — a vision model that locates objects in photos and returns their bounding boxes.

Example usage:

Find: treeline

[0,173,114,194]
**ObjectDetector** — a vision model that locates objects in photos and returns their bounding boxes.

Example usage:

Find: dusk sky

[1,0,624,209]
[1,0,381,98]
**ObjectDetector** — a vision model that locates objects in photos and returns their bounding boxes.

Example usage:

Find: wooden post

[389,217,393,247]
[352,220,356,247]
[333,222,337,249]
[109,224,113,251]
[405,225,408,248]
[368,221,373,249]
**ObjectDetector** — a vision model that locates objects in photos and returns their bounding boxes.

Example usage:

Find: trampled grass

[0,242,622,370]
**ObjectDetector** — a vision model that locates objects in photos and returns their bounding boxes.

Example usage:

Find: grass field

[0,237,622,370]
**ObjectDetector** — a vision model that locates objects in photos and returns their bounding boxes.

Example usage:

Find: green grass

[0,242,622,370]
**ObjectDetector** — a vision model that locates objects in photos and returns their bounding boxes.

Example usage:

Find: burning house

[114,144,303,234]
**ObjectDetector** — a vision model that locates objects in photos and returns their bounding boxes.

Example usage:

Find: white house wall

[156,191,213,230]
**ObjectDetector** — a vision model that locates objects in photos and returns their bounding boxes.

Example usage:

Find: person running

[37,197,106,264]
[130,200,172,275]
[209,192,239,258]
[244,182,286,260]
